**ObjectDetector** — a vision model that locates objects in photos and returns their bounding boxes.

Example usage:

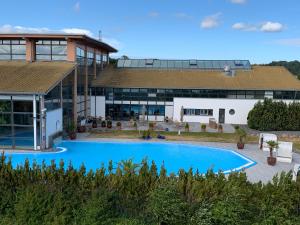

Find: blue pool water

[4,141,256,174]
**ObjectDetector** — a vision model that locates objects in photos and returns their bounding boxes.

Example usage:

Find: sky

[0,0,300,63]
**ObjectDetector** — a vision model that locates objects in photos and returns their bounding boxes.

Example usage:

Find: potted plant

[116,121,122,130]
[142,130,151,140]
[133,121,138,130]
[101,120,106,128]
[149,122,155,131]
[266,140,279,166]
[185,123,189,132]
[218,124,223,133]
[201,124,206,132]
[236,128,246,149]
[77,124,86,133]
[67,122,76,140]
[92,119,97,128]
[107,120,112,129]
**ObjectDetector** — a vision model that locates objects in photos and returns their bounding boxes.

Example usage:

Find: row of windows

[92,88,300,101]
[0,39,26,60]
[183,108,213,116]
[106,104,165,120]
[36,39,67,61]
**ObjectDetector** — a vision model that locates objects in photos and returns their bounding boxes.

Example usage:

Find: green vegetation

[266,60,300,79]
[0,154,299,225]
[248,99,300,131]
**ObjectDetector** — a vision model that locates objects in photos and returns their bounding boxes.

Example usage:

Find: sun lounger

[292,164,300,181]
[259,133,278,151]
[157,134,166,140]
[276,141,293,163]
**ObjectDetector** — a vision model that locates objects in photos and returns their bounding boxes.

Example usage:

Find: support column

[84,48,88,118]
[33,95,37,150]
[93,49,97,79]
[40,96,46,150]
[73,66,78,126]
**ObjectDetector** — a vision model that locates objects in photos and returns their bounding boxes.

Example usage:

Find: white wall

[165,105,174,120]
[91,96,105,118]
[173,98,297,125]
[46,108,63,148]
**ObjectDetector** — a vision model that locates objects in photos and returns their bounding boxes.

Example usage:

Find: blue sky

[0,0,300,63]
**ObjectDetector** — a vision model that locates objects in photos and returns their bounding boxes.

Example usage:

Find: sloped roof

[0,61,75,94]
[92,66,300,91]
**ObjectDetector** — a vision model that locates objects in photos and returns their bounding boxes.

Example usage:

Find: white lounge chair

[259,133,278,152]
[292,164,300,181]
[276,141,293,163]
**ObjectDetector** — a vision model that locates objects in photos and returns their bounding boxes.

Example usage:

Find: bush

[201,124,206,131]
[248,99,300,131]
[0,155,300,224]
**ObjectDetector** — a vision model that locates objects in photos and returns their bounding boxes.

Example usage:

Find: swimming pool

[4,141,256,174]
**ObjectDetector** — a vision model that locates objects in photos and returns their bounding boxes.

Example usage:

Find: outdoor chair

[276,141,293,163]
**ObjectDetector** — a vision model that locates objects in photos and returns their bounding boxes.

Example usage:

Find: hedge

[247,98,300,131]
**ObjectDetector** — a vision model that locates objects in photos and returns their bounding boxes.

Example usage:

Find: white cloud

[174,12,192,19]
[232,21,284,33]
[0,24,50,33]
[201,13,222,29]
[232,22,257,31]
[148,11,159,18]
[74,2,80,12]
[61,28,93,36]
[274,38,300,47]
[230,0,247,4]
[0,24,121,48]
[260,22,284,32]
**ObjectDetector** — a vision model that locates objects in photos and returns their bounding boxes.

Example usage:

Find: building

[91,59,300,124]
[1,33,300,151]
[0,33,117,150]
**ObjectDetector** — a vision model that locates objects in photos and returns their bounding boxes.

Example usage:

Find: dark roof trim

[0,33,118,53]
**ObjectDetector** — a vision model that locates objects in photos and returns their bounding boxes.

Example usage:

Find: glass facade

[0,39,26,60]
[106,104,165,120]
[76,47,87,119]
[0,99,38,149]
[183,108,213,116]
[36,40,67,61]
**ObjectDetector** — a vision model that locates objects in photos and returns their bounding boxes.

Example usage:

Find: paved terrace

[79,136,300,184]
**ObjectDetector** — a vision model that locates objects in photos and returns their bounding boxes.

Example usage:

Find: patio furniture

[259,133,278,151]
[209,118,217,129]
[276,141,293,163]
[292,164,300,181]
[157,134,166,140]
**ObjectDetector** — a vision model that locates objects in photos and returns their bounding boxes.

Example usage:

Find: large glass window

[36,40,67,61]
[184,108,213,116]
[0,39,26,60]
[0,99,35,149]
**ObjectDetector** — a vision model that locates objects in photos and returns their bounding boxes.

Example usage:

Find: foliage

[235,127,247,144]
[67,121,76,133]
[117,121,122,127]
[0,154,300,225]
[266,60,300,78]
[185,123,189,131]
[267,140,279,157]
[248,99,300,131]
[201,124,206,130]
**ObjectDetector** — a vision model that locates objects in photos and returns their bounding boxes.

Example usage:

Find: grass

[89,130,258,144]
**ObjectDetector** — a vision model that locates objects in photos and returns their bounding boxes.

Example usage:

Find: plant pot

[92,122,97,128]
[267,156,276,166]
[78,126,86,133]
[237,142,245,149]
[69,132,76,140]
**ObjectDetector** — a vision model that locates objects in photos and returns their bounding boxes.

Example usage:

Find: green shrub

[248,99,300,131]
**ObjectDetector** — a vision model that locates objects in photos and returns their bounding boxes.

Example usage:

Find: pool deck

[2,137,299,184]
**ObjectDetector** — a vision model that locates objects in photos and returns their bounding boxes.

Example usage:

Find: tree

[147,185,188,225]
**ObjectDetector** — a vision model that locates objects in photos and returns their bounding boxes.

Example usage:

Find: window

[36,40,67,61]
[0,39,26,60]
[229,109,235,115]
[184,108,213,116]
